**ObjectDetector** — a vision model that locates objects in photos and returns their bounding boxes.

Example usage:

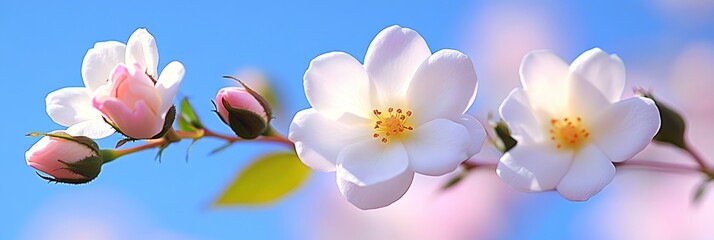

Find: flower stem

[202,127,293,147]
[460,159,703,175]
[684,143,714,177]
[102,139,168,163]
[103,126,295,163]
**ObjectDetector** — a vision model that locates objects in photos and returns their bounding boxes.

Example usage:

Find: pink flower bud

[25,131,102,183]
[215,87,267,123]
[92,63,167,139]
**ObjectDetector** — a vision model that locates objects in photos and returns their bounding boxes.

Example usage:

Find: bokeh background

[3,0,714,239]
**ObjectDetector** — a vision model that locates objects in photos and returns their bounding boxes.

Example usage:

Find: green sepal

[36,154,103,185]
[494,120,518,153]
[151,105,177,139]
[694,178,712,204]
[26,132,100,154]
[638,90,687,149]
[221,98,268,139]
[209,142,233,155]
[223,75,273,125]
[442,174,465,191]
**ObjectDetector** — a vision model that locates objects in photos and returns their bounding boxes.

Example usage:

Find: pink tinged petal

[519,50,570,115]
[406,50,478,124]
[65,119,116,139]
[364,25,431,104]
[94,98,163,139]
[110,64,162,114]
[288,109,369,172]
[570,48,626,103]
[304,52,376,119]
[46,87,104,127]
[25,132,95,179]
[337,169,414,210]
[402,119,471,176]
[497,143,573,191]
[336,140,409,186]
[454,114,488,157]
[556,144,616,201]
[125,28,159,78]
[499,88,544,144]
[591,97,661,162]
[155,61,185,115]
[216,87,267,122]
[81,41,126,92]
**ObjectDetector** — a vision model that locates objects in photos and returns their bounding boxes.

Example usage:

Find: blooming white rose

[496,48,661,200]
[289,25,486,209]
[45,28,184,139]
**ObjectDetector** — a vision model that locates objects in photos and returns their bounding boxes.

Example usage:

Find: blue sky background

[2,1,713,239]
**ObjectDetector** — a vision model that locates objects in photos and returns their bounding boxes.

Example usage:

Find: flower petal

[556,144,616,201]
[125,28,159,78]
[95,98,163,139]
[336,140,409,186]
[591,97,661,162]
[402,118,471,176]
[304,52,375,119]
[364,25,431,104]
[406,50,478,124]
[289,109,369,172]
[520,50,570,115]
[155,61,185,114]
[567,72,610,120]
[454,114,487,157]
[81,41,126,92]
[337,169,414,210]
[65,119,116,139]
[570,48,626,102]
[499,88,545,144]
[497,143,573,191]
[46,87,103,127]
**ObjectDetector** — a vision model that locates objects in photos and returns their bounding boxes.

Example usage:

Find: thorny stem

[108,126,294,159]
[111,139,168,159]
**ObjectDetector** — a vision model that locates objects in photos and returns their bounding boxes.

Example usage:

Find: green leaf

[213,151,311,206]
[178,98,203,132]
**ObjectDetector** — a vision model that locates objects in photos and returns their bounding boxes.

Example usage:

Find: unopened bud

[215,86,270,139]
[25,131,103,184]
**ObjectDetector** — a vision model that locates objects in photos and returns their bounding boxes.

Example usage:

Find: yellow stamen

[549,116,590,150]
[372,107,414,143]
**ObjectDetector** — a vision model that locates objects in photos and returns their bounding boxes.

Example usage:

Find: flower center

[549,116,590,149]
[372,107,413,143]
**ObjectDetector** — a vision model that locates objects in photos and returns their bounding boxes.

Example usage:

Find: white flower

[289,25,486,209]
[496,48,661,200]
[45,29,184,139]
